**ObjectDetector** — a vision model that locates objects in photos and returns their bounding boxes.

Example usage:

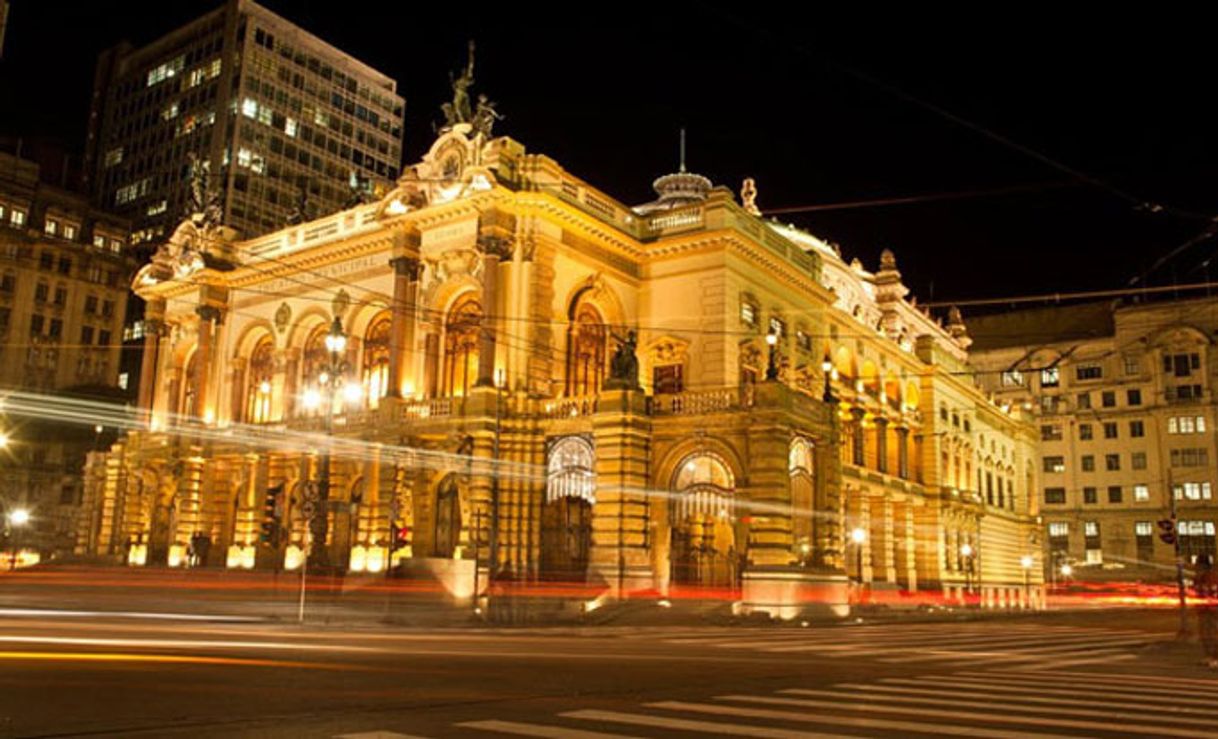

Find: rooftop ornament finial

[679,128,687,174]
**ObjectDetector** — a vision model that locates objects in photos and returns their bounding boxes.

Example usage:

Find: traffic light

[1158,518,1177,546]
[260,483,284,544]
[390,521,410,552]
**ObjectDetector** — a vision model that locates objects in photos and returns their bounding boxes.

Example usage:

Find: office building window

[1044,487,1066,504]
[1076,364,1103,381]
[1103,422,1118,439]
[1135,521,1154,561]
[1001,370,1024,387]
[1178,520,1217,564]
[1124,356,1141,375]
[1083,486,1098,504]
[1105,454,1121,471]
[1077,392,1091,410]
[1107,485,1122,503]
[1041,424,1063,441]
[1081,455,1095,472]
[1101,391,1116,407]
[1127,388,1142,405]
[1165,353,1201,377]
[1041,367,1060,387]
[1043,456,1066,473]
[1132,451,1148,470]
[1079,423,1093,440]
[1134,484,1150,502]
[1173,482,1213,501]
[1130,420,1145,438]
[1168,416,1206,434]
[1171,448,1209,467]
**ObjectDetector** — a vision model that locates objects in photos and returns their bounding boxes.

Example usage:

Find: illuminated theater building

[75,114,1045,616]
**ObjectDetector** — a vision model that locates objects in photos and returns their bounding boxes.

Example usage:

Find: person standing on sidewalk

[1194,554,1218,668]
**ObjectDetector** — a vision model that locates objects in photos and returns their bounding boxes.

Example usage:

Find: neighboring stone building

[969,297,1218,583]
[0,150,134,553]
[75,107,1042,615]
[83,0,405,243]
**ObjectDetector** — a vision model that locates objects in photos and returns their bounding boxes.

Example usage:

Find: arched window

[245,336,275,424]
[362,312,391,409]
[298,324,329,417]
[565,302,606,397]
[442,294,481,398]
[181,351,199,417]
[673,452,736,521]
[546,436,596,503]
[790,437,816,561]
[789,437,814,476]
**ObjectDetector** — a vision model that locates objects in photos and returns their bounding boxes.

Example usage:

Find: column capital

[389,256,423,279]
[477,235,513,261]
[196,305,223,324]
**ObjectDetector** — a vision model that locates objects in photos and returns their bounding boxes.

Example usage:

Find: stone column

[194,305,223,420]
[476,237,511,388]
[875,418,889,474]
[589,389,654,595]
[388,256,422,398]
[896,426,910,479]
[137,300,166,417]
[228,358,246,425]
[850,408,865,466]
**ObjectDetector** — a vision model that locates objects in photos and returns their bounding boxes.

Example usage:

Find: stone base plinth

[740,567,850,620]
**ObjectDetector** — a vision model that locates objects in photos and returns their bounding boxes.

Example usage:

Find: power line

[762,182,1079,215]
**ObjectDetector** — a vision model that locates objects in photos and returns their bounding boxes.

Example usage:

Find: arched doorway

[541,436,596,581]
[245,336,275,424]
[670,453,738,588]
[433,475,462,558]
[789,437,815,565]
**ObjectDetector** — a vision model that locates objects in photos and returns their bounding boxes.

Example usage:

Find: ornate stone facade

[75,124,1043,616]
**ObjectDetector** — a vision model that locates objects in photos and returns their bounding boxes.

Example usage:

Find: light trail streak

[0,389,846,526]
[0,650,363,669]
[0,634,380,652]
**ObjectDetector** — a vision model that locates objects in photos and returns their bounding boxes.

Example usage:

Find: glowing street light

[7,508,29,571]
[1060,563,1074,578]
[765,330,779,381]
[0,432,8,449]
[1020,554,1034,608]
[960,542,977,600]
[850,527,867,583]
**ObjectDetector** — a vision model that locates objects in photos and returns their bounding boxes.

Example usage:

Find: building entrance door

[540,496,592,581]
[433,475,461,558]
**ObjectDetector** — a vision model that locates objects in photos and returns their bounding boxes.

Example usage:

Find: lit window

[1001,370,1024,387]
[1134,484,1150,502]
[242,98,259,118]
[103,147,123,168]
[237,148,253,167]
[1041,367,1060,387]
[118,372,129,390]
[11,210,25,226]
[1085,549,1103,564]
[162,102,179,121]
[92,235,105,248]
[285,117,298,137]
[1048,522,1069,537]
[1084,521,1099,537]
[62,224,76,240]
[44,219,57,236]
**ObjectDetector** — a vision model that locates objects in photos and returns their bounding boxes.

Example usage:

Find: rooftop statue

[472,94,504,138]
[441,41,476,128]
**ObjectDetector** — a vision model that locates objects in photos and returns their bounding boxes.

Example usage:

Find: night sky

[2,2,1214,309]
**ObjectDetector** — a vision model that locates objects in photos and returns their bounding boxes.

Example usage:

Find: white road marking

[562,709,852,738]
[776,687,1216,727]
[715,693,1215,737]
[642,700,1078,739]
[457,719,641,738]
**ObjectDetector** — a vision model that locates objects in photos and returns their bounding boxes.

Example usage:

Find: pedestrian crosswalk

[456,668,1218,738]
[618,622,1168,669]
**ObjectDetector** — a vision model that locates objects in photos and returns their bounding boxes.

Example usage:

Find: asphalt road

[0,606,1207,738]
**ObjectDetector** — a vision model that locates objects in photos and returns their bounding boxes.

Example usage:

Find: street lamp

[960,543,975,601]
[850,526,867,583]
[765,331,779,381]
[0,432,8,449]
[821,353,836,404]
[309,316,349,572]
[7,508,29,571]
[1020,554,1034,609]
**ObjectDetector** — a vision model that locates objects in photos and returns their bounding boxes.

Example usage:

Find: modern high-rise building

[969,297,1218,583]
[83,0,405,243]
[0,150,134,555]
